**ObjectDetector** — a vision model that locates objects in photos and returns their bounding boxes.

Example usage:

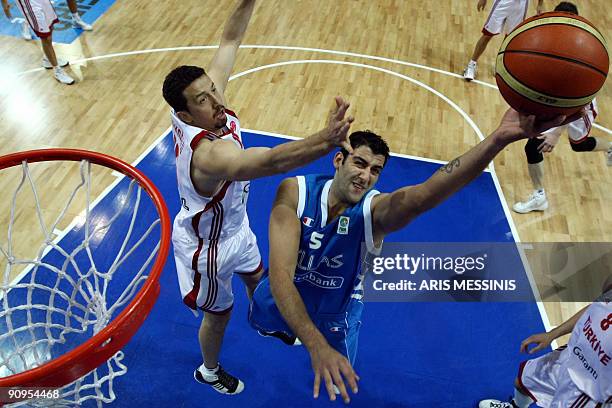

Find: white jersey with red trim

[542,98,599,142]
[171,109,250,242]
[14,0,59,38]
[565,290,612,402]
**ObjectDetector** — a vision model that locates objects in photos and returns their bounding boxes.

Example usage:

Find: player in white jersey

[162,0,355,396]
[463,0,543,81]
[511,3,612,213]
[0,0,74,84]
[480,275,612,408]
[513,99,612,213]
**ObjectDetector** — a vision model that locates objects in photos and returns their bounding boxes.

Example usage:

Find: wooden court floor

[0,0,610,328]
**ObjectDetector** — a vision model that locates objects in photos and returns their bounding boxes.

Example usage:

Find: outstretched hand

[520,332,555,354]
[536,131,561,153]
[494,108,585,145]
[310,342,359,404]
[325,96,354,153]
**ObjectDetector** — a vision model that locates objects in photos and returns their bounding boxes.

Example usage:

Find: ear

[177,110,194,125]
[332,151,345,170]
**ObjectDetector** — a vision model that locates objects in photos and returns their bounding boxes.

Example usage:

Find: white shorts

[542,100,599,143]
[173,222,262,314]
[14,0,59,38]
[482,0,529,36]
[518,347,612,408]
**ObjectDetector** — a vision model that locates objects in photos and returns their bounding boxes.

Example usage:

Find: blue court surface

[3,130,547,407]
[0,0,114,43]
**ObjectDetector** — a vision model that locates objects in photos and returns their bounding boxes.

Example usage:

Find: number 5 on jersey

[309,232,324,250]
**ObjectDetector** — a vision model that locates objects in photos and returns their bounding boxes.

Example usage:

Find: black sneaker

[257,329,301,346]
[194,365,244,395]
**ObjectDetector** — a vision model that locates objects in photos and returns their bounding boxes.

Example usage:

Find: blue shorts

[248,276,363,364]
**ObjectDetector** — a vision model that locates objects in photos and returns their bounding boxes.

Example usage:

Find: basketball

[495,12,609,118]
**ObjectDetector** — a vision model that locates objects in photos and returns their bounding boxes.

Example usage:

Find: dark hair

[554,2,578,14]
[162,65,206,112]
[340,131,390,165]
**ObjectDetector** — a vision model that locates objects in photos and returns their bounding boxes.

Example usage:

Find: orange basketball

[495,12,609,119]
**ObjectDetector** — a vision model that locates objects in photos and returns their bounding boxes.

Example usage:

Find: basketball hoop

[0,149,171,406]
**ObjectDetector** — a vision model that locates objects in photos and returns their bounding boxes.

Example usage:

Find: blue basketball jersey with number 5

[294,174,380,315]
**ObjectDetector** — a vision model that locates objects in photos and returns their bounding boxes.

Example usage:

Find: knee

[525,138,544,164]
[203,310,232,331]
[242,270,263,287]
[570,137,596,152]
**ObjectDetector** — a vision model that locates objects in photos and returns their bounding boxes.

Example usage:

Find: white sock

[199,363,219,379]
[512,387,533,408]
[71,12,80,20]
[535,188,545,195]
[470,59,477,65]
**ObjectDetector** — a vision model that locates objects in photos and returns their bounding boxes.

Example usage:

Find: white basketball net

[0,159,162,407]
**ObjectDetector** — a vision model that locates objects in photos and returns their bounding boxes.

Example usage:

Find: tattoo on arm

[439,158,461,174]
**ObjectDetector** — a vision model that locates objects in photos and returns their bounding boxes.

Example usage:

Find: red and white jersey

[543,98,599,143]
[565,289,612,402]
[14,0,59,38]
[171,109,250,242]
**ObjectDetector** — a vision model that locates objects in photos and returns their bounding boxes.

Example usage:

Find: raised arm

[371,109,580,241]
[207,0,256,97]
[192,97,354,182]
[268,178,358,404]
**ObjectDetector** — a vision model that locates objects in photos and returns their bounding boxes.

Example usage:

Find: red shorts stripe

[235,260,263,276]
[183,237,204,310]
[202,204,221,309]
[201,303,233,315]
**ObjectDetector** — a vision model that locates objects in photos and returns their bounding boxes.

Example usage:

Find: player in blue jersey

[249,109,582,404]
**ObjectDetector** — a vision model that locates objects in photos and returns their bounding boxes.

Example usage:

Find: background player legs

[464,33,492,80]
[40,35,59,67]
[514,135,612,213]
[66,0,92,30]
[471,33,493,63]
[40,34,74,84]
[527,162,544,191]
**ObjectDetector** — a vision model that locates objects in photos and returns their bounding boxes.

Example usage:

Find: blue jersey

[294,174,380,315]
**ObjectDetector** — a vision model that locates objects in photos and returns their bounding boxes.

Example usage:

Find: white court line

[232,59,488,163]
[12,43,612,135]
